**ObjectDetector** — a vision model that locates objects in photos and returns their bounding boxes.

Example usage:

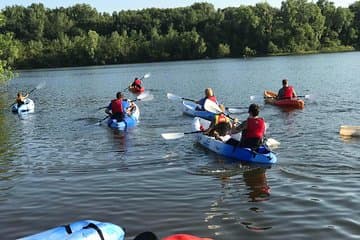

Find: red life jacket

[207,96,217,103]
[283,86,294,98]
[111,99,123,114]
[163,234,213,240]
[133,79,142,89]
[214,114,229,125]
[244,117,265,139]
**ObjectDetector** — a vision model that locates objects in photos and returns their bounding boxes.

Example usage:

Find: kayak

[11,98,35,114]
[192,117,277,165]
[339,125,360,137]
[19,219,125,240]
[264,90,304,109]
[107,103,140,130]
[183,100,215,121]
[129,86,145,94]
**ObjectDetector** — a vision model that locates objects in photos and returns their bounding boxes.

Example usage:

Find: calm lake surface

[0,52,359,239]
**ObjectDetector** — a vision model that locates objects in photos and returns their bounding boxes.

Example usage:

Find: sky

[0,0,356,13]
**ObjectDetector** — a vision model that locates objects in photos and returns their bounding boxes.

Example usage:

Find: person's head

[17,92,22,97]
[248,103,260,117]
[133,231,159,240]
[282,79,288,86]
[116,91,124,99]
[135,77,139,81]
[205,88,214,97]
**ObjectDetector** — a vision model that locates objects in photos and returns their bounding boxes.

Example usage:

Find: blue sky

[0,0,356,12]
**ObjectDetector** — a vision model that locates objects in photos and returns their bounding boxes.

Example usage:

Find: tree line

[1,0,360,81]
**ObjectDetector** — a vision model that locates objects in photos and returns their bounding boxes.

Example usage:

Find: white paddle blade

[137,91,154,101]
[204,99,222,114]
[161,132,184,140]
[226,107,246,114]
[143,73,151,79]
[266,138,280,148]
[167,93,182,101]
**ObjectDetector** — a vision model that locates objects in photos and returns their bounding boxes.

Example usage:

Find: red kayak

[129,86,145,94]
[264,90,304,109]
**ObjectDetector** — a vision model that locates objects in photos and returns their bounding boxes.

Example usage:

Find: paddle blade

[204,99,222,114]
[36,81,46,90]
[161,132,185,140]
[167,93,182,101]
[226,107,246,114]
[265,138,280,148]
[137,91,154,101]
[142,72,151,79]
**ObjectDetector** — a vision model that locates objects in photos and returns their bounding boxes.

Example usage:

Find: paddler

[203,104,233,141]
[105,91,135,121]
[129,77,143,92]
[196,88,218,111]
[229,103,265,150]
[277,78,297,99]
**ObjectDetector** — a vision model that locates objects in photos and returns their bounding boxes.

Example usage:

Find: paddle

[9,81,46,108]
[203,99,236,121]
[95,115,110,125]
[250,94,312,101]
[166,93,197,102]
[97,91,154,110]
[161,130,204,140]
[167,93,245,114]
[123,72,151,91]
[161,129,280,148]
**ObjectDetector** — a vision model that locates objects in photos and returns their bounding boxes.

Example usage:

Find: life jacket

[244,117,265,139]
[133,79,142,90]
[214,114,229,125]
[207,96,217,103]
[111,99,123,114]
[282,86,294,99]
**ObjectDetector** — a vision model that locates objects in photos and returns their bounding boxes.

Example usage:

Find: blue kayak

[107,103,140,130]
[182,100,215,121]
[19,220,125,240]
[192,117,277,165]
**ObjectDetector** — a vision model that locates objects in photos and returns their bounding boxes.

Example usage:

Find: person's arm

[231,120,247,134]
[292,88,297,98]
[277,88,283,99]
[105,103,112,115]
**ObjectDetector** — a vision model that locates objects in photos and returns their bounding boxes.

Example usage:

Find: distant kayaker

[15,92,29,107]
[229,103,265,150]
[196,88,218,111]
[204,104,233,141]
[134,231,213,240]
[129,77,143,92]
[105,92,135,121]
[277,79,297,99]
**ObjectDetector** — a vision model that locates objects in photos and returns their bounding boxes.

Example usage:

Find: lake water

[0,52,359,239]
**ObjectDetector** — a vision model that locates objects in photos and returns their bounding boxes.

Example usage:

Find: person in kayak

[105,92,135,121]
[15,91,29,107]
[134,231,213,240]
[204,104,233,141]
[277,79,297,99]
[229,103,265,150]
[129,77,143,92]
[196,88,218,111]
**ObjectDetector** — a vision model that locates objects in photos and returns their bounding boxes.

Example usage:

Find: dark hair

[282,79,288,85]
[133,231,159,240]
[116,92,123,98]
[248,103,260,116]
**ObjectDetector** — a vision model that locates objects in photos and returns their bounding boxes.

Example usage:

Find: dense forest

[1,0,360,81]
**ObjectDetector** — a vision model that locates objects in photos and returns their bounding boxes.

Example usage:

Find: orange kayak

[264,90,304,109]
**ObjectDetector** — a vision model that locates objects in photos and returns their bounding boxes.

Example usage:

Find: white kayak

[11,98,35,114]
[339,125,360,137]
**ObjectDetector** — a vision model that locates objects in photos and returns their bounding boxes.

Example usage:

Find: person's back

[204,105,232,140]
[196,88,218,111]
[131,77,143,90]
[277,79,296,99]
[230,104,265,150]
[16,92,28,106]
[106,92,126,121]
